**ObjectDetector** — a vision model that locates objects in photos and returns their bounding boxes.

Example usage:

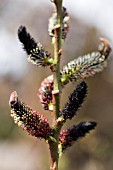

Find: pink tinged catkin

[38,75,54,110]
[9,91,53,140]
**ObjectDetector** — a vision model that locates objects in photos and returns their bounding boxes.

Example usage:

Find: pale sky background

[0,0,113,79]
[66,0,113,42]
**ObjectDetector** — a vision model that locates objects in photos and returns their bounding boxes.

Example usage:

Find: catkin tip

[9,91,18,106]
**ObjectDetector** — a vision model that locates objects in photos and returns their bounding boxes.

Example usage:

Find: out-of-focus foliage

[0,0,113,170]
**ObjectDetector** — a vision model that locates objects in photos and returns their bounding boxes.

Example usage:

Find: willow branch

[52,0,62,120]
[49,1,63,170]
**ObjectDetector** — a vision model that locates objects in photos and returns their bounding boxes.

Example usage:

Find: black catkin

[18,26,37,55]
[59,121,97,151]
[18,26,53,67]
[61,81,87,120]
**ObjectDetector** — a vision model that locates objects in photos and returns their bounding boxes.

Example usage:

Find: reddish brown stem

[49,141,59,170]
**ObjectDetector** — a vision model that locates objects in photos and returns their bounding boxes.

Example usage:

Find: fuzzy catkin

[38,75,54,110]
[48,7,70,41]
[9,91,53,140]
[61,38,111,85]
[59,121,97,151]
[18,26,53,67]
[61,81,87,120]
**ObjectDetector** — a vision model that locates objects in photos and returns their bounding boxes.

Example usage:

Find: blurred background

[0,0,113,170]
